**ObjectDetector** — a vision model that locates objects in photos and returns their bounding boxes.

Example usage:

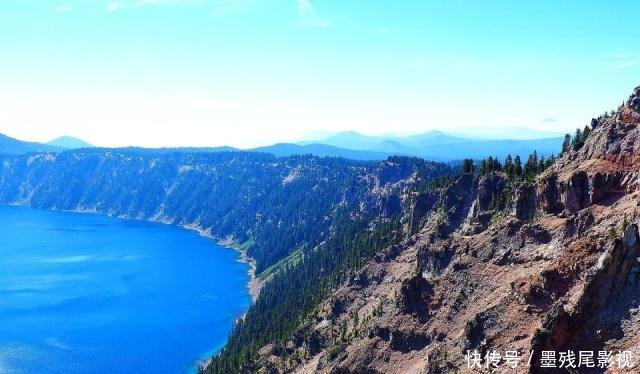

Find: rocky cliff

[3,87,640,373]
[255,86,640,374]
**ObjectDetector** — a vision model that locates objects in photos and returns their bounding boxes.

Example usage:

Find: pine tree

[545,153,555,169]
[572,128,583,150]
[538,156,546,172]
[479,159,488,175]
[461,159,475,174]
[523,153,537,179]
[492,157,502,172]
[513,155,522,177]
[531,150,538,166]
[562,134,571,154]
[504,154,513,176]
[582,125,591,141]
[489,156,495,173]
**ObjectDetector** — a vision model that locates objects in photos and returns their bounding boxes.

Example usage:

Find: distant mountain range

[294,130,563,160]
[0,134,94,155]
[47,136,93,149]
[252,143,392,160]
[300,126,563,142]
[0,134,63,154]
[0,130,563,161]
[440,126,563,140]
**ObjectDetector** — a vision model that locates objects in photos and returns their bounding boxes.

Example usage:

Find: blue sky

[1,0,639,148]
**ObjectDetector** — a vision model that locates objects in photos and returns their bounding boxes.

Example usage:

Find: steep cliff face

[264,86,640,374]
[0,152,448,275]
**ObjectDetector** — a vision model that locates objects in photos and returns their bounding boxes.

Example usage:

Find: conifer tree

[572,128,583,150]
[504,154,513,176]
[479,159,487,174]
[538,156,546,172]
[562,134,571,154]
[492,157,502,172]
[513,155,522,176]
[545,154,555,168]
[582,125,591,141]
[461,159,475,174]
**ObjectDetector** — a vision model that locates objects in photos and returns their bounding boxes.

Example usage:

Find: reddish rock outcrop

[254,85,640,374]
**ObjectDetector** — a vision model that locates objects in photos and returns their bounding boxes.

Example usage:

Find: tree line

[460,113,607,181]
[460,150,555,180]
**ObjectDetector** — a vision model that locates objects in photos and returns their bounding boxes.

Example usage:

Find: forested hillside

[0,150,456,372]
[0,151,449,273]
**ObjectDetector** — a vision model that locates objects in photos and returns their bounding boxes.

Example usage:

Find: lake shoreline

[0,204,251,374]
[16,204,262,301]
[181,223,263,301]
[5,203,262,372]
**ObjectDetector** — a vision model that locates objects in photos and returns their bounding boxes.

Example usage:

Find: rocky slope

[253,86,640,373]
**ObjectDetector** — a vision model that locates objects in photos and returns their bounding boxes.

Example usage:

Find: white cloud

[296,0,330,28]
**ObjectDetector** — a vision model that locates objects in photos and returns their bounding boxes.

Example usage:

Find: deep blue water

[0,205,250,374]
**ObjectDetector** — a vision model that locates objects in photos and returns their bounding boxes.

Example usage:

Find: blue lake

[0,205,250,374]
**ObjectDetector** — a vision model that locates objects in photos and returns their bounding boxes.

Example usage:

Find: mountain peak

[47,136,93,149]
[618,85,640,125]
[551,84,640,174]
[0,133,62,154]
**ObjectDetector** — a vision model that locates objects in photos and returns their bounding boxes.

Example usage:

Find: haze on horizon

[1,0,639,149]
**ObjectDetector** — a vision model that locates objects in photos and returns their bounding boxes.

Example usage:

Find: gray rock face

[531,223,640,370]
[513,184,536,220]
[623,222,639,248]
[538,173,561,213]
[436,173,477,238]
[530,304,571,373]
[476,174,506,211]
[397,274,433,321]
[563,171,590,213]
[388,330,430,353]
[410,191,438,230]
[563,210,595,238]
[590,171,625,204]
[380,193,402,217]
[462,174,507,234]
[540,170,626,217]
[417,245,454,279]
